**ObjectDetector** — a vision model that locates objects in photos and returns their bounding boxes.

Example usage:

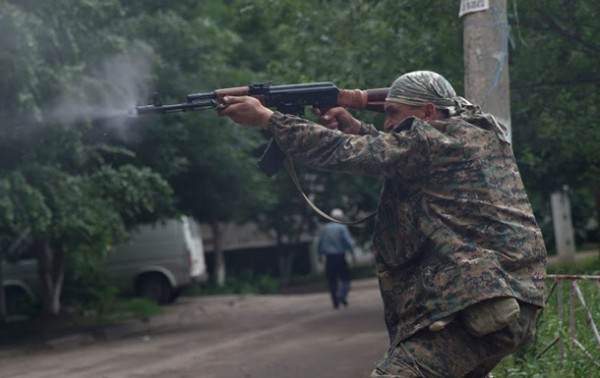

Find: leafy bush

[62,255,163,323]
[62,257,119,317]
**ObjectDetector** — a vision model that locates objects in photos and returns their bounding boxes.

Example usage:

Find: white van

[106,216,209,304]
[2,216,208,315]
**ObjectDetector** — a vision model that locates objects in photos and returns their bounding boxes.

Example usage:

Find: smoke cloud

[43,42,155,141]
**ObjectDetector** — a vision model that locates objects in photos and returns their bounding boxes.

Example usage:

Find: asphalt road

[0,278,388,378]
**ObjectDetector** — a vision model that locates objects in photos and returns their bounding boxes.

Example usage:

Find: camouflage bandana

[386,71,474,115]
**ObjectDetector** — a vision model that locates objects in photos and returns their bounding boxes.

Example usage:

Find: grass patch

[493,255,600,377]
[185,270,280,296]
[548,254,600,275]
[77,297,164,324]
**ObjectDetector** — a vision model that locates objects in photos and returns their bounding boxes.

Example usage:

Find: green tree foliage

[226,0,466,245]
[509,1,600,246]
[109,0,274,223]
[0,1,175,316]
[2,0,599,314]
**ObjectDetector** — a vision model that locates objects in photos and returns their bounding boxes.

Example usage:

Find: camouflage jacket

[267,111,547,346]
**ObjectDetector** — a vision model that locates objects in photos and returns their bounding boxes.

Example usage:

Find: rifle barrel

[134,100,216,115]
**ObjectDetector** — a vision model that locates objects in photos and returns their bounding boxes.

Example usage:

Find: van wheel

[4,286,35,317]
[137,274,173,305]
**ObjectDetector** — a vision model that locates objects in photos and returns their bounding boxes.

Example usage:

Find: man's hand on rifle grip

[217,96,273,130]
[312,107,362,135]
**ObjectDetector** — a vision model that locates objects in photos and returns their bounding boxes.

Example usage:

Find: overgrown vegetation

[78,297,163,325]
[493,256,600,377]
[62,263,162,324]
[186,270,281,295]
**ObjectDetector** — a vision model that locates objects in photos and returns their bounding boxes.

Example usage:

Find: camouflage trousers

[369,302,539,378]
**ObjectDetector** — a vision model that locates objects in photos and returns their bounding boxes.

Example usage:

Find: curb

[44,321,151,350]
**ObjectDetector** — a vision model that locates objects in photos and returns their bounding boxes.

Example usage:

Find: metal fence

[538,274,600,367]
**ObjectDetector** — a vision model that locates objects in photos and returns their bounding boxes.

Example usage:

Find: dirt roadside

[0,278,389,378]
[1,250,597,378]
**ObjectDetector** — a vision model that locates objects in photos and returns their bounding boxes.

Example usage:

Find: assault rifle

[133,82,388,176]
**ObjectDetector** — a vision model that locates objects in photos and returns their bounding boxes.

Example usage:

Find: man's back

[318,222,353,255]
[372,113,546,343]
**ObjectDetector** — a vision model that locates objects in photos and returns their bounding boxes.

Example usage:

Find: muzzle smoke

[44,44,154,139]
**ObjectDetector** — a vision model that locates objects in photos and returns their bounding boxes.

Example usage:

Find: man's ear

[423,103,437,120]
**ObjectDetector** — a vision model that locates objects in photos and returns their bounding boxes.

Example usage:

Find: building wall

[200,221,314,253]
[200,221,315,279]
[203,242,312,278]
[199,220,376,281]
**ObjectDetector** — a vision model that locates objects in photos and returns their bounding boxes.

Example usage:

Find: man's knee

[482,301,540,351]
[369,367,420,378]
[370,336,465,377]
[461,297,521,337]
[369,351,426,378]
[369,302,540,377]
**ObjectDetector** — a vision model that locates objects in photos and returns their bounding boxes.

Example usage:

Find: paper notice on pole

[459,0,490,17]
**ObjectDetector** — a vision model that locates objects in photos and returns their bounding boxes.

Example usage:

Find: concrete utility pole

[551,187,576,263]
[462,1,577,261]
[461,0,512,140]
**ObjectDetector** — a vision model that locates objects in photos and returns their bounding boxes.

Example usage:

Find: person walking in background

[317,208,357,309]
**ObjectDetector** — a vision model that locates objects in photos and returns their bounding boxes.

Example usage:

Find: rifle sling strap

[283,157,376,226]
